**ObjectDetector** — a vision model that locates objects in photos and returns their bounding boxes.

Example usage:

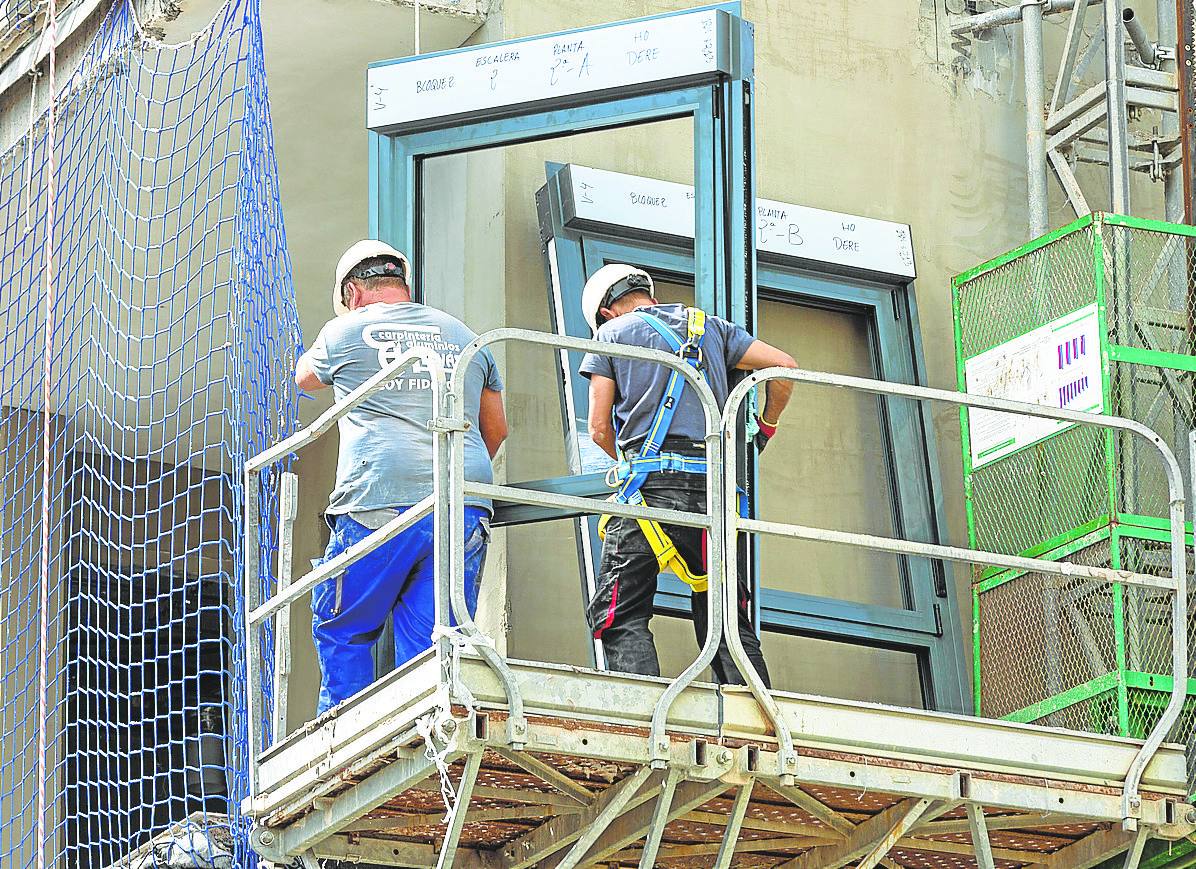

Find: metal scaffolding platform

[247,653,1192,868]
[244,327,1194,868]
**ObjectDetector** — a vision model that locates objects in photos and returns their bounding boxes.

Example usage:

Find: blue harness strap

[612,310,707,504]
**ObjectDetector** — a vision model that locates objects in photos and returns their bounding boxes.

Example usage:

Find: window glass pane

[762,630,924,707]
[754,298,906,609]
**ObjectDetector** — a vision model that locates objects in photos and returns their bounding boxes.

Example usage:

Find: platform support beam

[553,767,655,869]
[500,767,657,869]
[546,777,729,869]
[858,798,935,869]
[434,750,483,869]
[1123,829,1151,869]
[1043,826,1137,867]
[713,781,755,869]
[262,748,443,859]
[492,747,596,805]
[967,803,997,869]
[637,769,680,868]
[781,797,932,869]
[765,781,856,837]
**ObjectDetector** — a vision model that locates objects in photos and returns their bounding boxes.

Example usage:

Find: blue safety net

[0,1,299,866]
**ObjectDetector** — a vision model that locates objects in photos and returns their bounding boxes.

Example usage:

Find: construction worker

[295,240,508,714]
[579,264,795,686]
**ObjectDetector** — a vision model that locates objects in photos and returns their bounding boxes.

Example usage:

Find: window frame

[537,164,970,713]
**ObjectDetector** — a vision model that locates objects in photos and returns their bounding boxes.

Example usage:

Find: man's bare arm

[295,353,329,392]
[479,387,508,459]
[588,375,618,459]
[736,339,797,423]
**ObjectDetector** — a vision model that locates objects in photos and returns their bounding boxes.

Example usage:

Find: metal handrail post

[721,366,1188,829]
[453,328,726,764]
[432,366,454,695]
[271,472,299,743]
[244,468,262,796]
[243,346,447,778]
[722,412,798,785]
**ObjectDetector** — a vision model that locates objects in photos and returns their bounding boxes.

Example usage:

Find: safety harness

[597,307,710,592]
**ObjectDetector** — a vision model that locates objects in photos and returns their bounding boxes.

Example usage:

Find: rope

[36,3,58,868]
[418,626,495,819]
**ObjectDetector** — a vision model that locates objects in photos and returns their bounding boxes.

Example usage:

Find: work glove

[753,416,777,453]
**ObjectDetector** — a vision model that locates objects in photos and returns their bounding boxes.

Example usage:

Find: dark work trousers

[588,443,771,688]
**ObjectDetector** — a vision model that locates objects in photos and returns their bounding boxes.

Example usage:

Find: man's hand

[295,353,329,392]
[754,415,777,453]
[737,339,796,448]
[588,375,618,459]
[479,388,508,458]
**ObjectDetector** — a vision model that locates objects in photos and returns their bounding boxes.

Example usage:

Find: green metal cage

[952,213,1196,784]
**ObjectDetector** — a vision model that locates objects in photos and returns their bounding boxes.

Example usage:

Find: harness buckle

[680,343,704,368]
[604,464,623,488]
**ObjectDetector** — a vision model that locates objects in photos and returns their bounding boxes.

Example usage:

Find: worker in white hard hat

[295,239,508,715]
[578,263,797,686]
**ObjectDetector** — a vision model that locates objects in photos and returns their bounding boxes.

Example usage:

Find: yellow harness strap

[597,510,708,592]
[597,306,709,593]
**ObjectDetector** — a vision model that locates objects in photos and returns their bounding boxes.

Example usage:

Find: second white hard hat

[580,264,654,334]
[332,239,411,316]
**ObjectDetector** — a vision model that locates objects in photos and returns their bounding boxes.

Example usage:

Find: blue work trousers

[311,507,489,714]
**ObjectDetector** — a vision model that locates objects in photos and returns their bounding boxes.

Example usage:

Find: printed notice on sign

[965,303,1104,468]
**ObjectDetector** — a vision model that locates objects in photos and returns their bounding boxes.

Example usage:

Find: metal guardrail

[723,366,1190,831]
[244,328,1188,830]
[242,330,726,792]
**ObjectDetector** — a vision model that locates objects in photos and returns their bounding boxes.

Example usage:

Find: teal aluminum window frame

[367,5,759,678]
[537,165,969,714]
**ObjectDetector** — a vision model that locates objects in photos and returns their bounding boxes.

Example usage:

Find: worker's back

[582,302,753,448]
[306,300,502,514]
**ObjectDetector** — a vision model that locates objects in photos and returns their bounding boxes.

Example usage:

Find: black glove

[754,416,777,453]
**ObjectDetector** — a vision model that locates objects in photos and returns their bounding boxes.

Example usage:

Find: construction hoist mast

[953,0,1183,231]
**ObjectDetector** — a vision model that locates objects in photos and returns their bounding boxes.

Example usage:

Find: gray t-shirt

[306,302,502,515]
[579,303,755,449]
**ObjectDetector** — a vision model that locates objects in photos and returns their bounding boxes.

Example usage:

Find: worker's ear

[343,280,360,311]
[598,306,616,324]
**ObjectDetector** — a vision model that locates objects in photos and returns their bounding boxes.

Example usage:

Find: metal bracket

[428,416,470,433]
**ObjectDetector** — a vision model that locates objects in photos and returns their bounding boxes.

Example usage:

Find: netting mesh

[0,2,298,867]
[976,539,1118,726]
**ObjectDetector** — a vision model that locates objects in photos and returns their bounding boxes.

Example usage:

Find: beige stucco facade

[5,0,1172,729]
[208,0,1176,725]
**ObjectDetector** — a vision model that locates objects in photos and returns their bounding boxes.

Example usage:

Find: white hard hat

[580,264,654,333]
[332,239,411,316]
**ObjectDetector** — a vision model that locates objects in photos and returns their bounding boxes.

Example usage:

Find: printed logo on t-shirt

[363,323,462,390]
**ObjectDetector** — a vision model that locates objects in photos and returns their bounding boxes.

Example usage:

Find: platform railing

[242,330,727,795]
[244,327,1188,832]
[722,367,1191,831]
[445,328,727,758]
[243,345,448,796]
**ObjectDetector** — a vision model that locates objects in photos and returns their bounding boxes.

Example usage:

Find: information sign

[965,303,1104,468]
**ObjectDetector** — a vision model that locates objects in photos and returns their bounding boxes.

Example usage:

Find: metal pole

[271,471,299,745]
[1106,0,1133,213]
[244,469,262,796]
[1158,0,1185,221]
[1178,0,1196,222]
[1025,0,1051,235]
[1123,8,1160,66]
[952,0,1100,35]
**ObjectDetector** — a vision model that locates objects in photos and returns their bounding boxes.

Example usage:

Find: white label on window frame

[367,10,726,131]
[564,164,917,279]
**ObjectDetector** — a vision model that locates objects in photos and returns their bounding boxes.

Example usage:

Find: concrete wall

[269,0,1181,714]
[2,0,1183,730]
